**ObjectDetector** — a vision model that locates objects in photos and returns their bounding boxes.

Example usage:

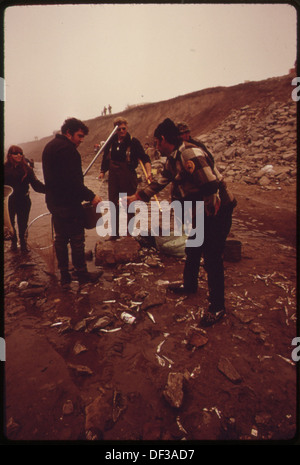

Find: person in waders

[99,117,152,239]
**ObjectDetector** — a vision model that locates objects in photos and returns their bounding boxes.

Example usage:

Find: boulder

[95,236,141,266]
[163,372,185,408]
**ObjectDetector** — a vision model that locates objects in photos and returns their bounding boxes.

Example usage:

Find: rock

[62,400,74,415]
[218,356,242,384]
[6,417,20,436]
[85,391,113,439]
[20,287,45,297]
[67,363,93,376]
[194,99,296,188]
[163,372,184,408]
[224,147,236,158]
[95,236,140,266]
[91,316,112,331]
[112,389,127,422]
[18,281,29,289]
[256,165,275,178]
[186,333,208,350]
[73,342,88,355]
[258,176,271,186]
[249,322,268,341]
[233,310,255,323]
[141,289,166,311]
[74,320,87,332]
[282,152,295,161]
[56,317,72,334]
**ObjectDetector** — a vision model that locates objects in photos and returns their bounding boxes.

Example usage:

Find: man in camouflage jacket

[127,118,236,327]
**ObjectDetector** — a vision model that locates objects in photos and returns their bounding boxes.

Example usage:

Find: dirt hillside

[19,74,295,163]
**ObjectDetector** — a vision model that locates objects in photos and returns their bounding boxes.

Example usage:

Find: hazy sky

[3,3,297,147]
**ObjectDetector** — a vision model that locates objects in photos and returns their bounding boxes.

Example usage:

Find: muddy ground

[2,169,298,445]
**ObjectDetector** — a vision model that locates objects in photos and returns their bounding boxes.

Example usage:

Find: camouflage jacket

[137,141,223,215]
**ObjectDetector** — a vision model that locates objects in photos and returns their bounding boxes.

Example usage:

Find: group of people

[101,104,112,117]
[4,115,236,327]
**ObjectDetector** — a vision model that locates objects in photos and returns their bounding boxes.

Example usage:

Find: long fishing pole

[139,159,162,212]
[83,125,118,177]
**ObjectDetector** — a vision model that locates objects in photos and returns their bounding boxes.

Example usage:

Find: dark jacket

[101,132,151,173]
[42,134,95,210]
[4,163,45,198]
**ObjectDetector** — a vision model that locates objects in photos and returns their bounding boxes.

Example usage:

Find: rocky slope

[18,74,297,188]
[200,98,297,187]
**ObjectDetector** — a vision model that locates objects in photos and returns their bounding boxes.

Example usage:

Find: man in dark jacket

[99,117,152,238]
[42,118,102,286]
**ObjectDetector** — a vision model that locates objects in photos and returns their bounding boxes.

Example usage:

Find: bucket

[155,233,187,258]
[82,202,102,230]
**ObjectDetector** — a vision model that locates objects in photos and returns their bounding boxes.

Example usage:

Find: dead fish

[155,354,166,367]
[119,302,129,309]
[162,355,174,367]
[277,354,295,366]
[155,280,170,286]
[176,416,188,435]
[125,262,144,266]
[157,340,165,353]
[99,327,122,333]
[190,365,201,378]
[146,312,156,323]
[212,406,222,419]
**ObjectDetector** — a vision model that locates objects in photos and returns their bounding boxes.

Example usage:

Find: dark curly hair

[61,118,89,136]
[154,118,180,147]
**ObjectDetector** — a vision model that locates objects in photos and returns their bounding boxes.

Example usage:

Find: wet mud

[3,165,298,443]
